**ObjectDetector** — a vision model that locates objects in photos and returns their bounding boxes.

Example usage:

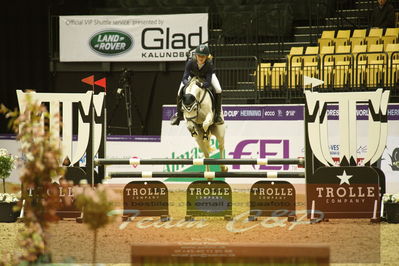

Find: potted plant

[0,148,16,193]
[0,148,19,222]
[382,193,399,223]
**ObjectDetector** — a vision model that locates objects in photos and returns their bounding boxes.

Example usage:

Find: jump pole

[108,171,305,179]
[96,158,304,166]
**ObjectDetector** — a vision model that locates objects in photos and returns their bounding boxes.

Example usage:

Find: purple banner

[162,105,304,121]
[326,104,399,120]
[162,104,399,121]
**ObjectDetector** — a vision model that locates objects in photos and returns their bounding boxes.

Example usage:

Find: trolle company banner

[59,14,208,62]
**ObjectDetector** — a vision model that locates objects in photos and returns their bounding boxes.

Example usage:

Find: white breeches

[177,74,222,95]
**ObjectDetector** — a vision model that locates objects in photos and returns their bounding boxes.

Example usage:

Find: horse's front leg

[186,121,198,137]
[202,112,214,133]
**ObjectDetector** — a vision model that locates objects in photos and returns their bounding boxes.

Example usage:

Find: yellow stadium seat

[367,44,386,87]
[384,27,399,37]
[288,46,304,65]
[254,63,272,90]
[287,47,303,89]
[303,46,319,64]
[303,46,319,85]
[382,28,399,49]
[320,46,335,87]
[337,30,351,39]
[352,29,366,38]
[334,45,352,63]
[334,30,351,47]
[368,28,383,37]
[386,43,399,63]
[350,37,366,50]
[271,62,287,90]
[318,31,335,51]
[367,44,384,63]
[333,46,352,88]
[321,30,335,39]
[352,45,368,87]
[385,43,399,86]
[365,28,383,49]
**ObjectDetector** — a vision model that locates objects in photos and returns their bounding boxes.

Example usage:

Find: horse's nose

[182,94,196,106]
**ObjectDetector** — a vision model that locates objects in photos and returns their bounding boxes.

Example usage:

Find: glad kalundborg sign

[59,14,208,62]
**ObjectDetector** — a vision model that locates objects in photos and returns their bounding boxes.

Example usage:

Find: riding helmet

[195,44,210,56]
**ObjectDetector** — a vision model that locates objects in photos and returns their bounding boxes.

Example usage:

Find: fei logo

[229,139,290,170]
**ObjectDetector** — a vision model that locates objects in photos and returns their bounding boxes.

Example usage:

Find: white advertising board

[59,14,208,62]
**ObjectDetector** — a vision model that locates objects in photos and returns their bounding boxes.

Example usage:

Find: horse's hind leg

[212,125,228,172]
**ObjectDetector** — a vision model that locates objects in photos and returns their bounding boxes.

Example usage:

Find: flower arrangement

[0,192,20,203]
[0,94,64,263]
[0,148,16,193]
[383,193,399,204]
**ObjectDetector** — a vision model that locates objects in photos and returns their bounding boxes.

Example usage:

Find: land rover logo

[89,30,133,56]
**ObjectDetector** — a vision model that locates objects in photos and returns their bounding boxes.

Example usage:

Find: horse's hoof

[221,166,228,172]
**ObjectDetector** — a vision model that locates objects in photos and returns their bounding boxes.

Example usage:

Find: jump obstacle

[96,158,304,166]
[109,171,305,178]
[18,89,387,222]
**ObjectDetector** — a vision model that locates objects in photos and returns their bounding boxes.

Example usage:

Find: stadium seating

[257,27,399,92]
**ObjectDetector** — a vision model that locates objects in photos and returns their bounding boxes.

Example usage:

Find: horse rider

[170,44,223,126]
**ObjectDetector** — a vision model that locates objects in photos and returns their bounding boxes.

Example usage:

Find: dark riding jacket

[181,58,214,89]
[370,1,395,28]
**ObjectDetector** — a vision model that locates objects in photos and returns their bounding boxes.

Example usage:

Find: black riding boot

[214,93,224,124]
[170,96,183,125]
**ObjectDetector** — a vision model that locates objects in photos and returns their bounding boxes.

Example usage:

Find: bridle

[182,82,208,122]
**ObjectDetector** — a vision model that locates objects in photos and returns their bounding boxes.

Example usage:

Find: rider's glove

[196,81,204,88]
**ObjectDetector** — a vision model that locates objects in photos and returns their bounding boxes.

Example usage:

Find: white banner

[59,14,208,62]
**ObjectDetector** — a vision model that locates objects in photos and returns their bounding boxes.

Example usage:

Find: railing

[214,56,258,102]
[221,52,399,103]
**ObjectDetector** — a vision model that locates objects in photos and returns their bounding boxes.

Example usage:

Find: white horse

[181,77,228,172]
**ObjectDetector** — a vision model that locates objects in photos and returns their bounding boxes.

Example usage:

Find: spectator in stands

[369,0,396,28]
[170,44,224,126]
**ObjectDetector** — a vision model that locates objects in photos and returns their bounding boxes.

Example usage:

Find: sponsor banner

[326,104,399,120]
[162,105,303,121]
[59,14,208,62]
[162,104,399,121]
